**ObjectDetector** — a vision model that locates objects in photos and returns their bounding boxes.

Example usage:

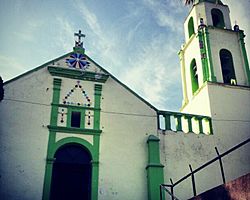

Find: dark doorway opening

[50,145,92,200]
[219,49,236,84]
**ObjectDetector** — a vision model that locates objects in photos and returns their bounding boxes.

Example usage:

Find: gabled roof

[4,50,157,111]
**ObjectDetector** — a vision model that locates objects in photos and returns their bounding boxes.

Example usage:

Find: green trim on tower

[203,27,217,82]
[198,30,209,82]
[188,17,195,38]
[190,59,199,94]
[146,135,164,200]
[239,30,250,86]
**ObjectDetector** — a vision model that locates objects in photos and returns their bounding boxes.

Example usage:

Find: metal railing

[160,137,250,200]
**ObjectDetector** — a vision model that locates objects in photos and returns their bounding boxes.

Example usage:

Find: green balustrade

[157,110,212,135]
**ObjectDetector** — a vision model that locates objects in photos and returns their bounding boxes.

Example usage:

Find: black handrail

[160,137,250,199]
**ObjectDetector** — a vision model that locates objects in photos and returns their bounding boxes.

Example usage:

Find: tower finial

[74,30,85,48]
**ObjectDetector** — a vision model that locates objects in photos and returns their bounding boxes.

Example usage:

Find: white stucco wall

[0,62,158,200]
[0,68,53,200]
[181,35,204,103]
[98,77,157,200]
[181,83,211,116]
[167,82,250,199]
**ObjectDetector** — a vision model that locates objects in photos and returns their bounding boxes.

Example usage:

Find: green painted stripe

[204,27,217,82]
[47,125,102,135]
[239,30,250,85]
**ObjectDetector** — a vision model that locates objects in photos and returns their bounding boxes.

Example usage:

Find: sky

[0,0,249,111]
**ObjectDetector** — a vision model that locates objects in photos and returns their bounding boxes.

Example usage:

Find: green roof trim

[4,50,158,111]
[48,66,109,83]
[4,52,73,85]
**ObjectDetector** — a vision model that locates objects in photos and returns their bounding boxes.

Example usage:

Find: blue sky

[0,0,249,111]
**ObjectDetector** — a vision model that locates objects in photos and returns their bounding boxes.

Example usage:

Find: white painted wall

[160,127,250,199]
[0,68,52,200]
[98,77,157,200]
[181,35,204,103]
[170,82,250,199]
[0,60,158,200]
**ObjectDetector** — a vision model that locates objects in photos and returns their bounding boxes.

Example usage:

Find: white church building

[0,0,249,199]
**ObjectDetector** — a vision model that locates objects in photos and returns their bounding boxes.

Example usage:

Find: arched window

[219,49,236,84]
[188,17,195,38]
[190,59,199,94]
[211,8,225,28]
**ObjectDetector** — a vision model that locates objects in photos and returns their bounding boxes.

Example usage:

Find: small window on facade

[211,8,225,28]
[71,111,81,128]
[219,49,236,84]
[188,17,195,38]
[190,59,199,94]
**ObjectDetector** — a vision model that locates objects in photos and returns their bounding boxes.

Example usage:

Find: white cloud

[122,34,181,109]
[56,17,75,52]
[142,0,185,33]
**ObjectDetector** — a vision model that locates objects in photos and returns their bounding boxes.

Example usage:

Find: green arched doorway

[50,144,92,200]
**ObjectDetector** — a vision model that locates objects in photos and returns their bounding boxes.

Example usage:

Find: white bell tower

[179,0,250,117]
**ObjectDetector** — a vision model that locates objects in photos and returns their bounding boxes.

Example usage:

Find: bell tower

[179,0,250,116]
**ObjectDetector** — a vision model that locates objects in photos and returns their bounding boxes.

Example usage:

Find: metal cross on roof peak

[74,30,85,48]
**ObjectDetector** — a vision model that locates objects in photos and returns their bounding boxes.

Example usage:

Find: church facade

[0,1,249,200]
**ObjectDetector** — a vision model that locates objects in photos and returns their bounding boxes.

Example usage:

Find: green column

[94,84,102,130]
[92,85,102,200]
[174,114,182,132]
[50,78,62,125]
[164,114,171,131]
[196,117,204,134]
[198,30,209,82]
[239,30,250,85]
[185,115,193,133]
[91,161,99,200]
[208,118,213,135]
[146,135,164,200]
[203,27,217,82]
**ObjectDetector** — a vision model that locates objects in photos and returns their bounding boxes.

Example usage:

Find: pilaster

[146,135,164,200]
